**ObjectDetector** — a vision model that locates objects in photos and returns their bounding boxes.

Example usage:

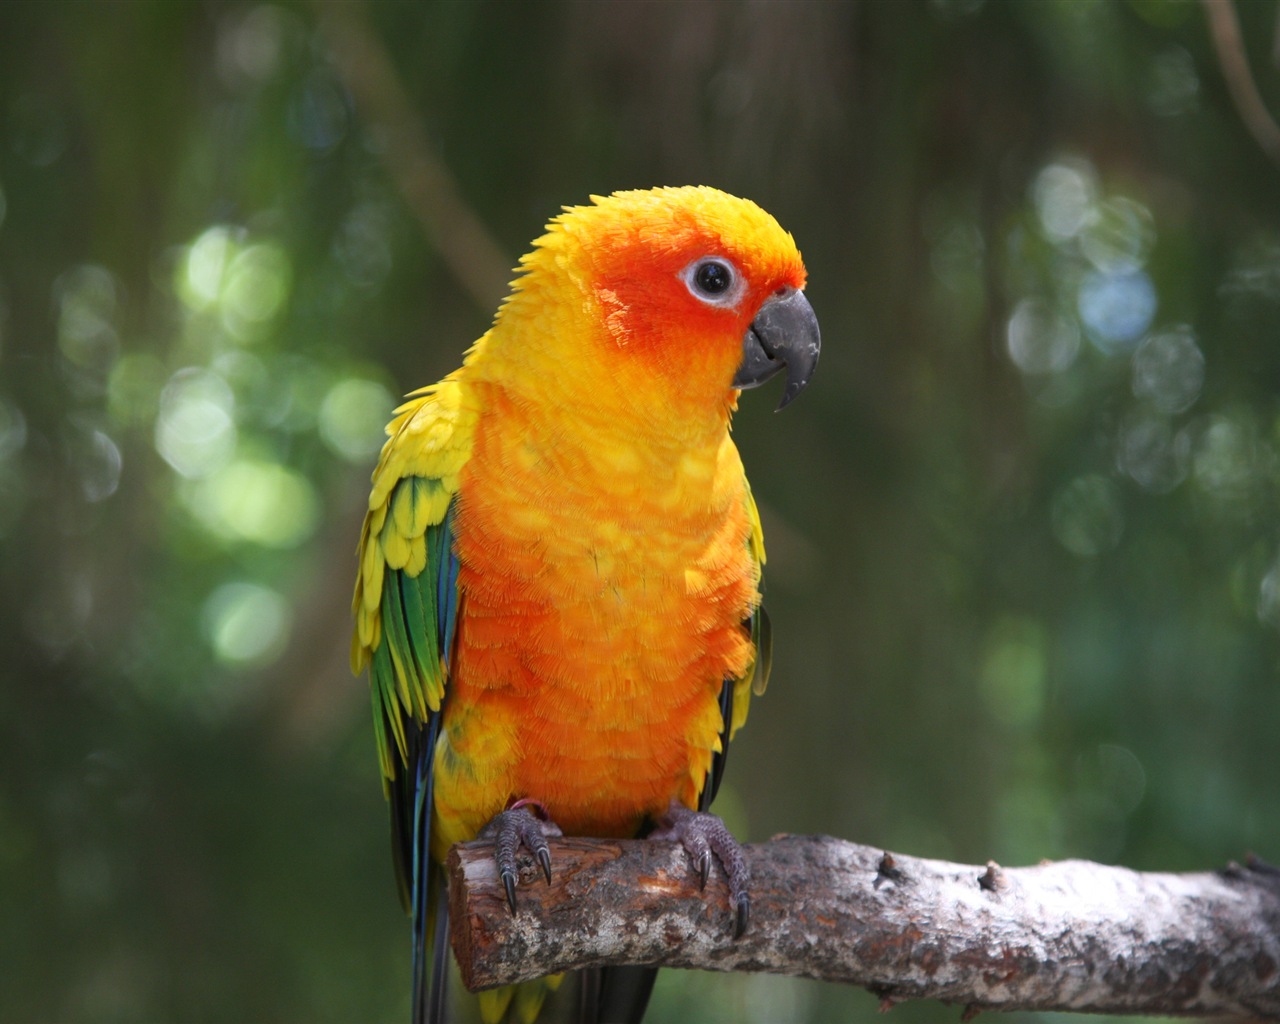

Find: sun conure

[352,186,820,1024]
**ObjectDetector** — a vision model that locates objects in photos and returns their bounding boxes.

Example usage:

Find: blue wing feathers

[436,513,459,667]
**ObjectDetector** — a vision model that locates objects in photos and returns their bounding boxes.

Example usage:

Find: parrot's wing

[352,380,472,1024]
[699,476,771,813]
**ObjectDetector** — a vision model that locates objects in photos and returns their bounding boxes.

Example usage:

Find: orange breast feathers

[435,387,758,849]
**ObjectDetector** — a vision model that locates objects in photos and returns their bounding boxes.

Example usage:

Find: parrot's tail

[400,715,445,1024]
[415,872,449,1024]
[576,966,658,1024]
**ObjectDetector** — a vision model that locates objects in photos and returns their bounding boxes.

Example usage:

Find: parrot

[351,185,820,1024]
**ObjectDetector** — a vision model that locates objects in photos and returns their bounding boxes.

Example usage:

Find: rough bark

[447,834,1280,1019]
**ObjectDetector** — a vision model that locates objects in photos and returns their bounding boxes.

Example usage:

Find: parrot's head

[510,186,820,413]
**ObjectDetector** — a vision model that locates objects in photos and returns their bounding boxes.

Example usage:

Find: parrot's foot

[651,802,751,938]
[478,799,563,913]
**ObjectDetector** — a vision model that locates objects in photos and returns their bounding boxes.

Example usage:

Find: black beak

[732,288,821,410]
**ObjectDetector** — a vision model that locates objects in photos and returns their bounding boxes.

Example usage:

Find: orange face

[543,187,810,404]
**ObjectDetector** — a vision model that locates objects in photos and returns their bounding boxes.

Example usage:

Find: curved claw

[734,893,750,939]
[479,802,563,913]
[653,802,752,938]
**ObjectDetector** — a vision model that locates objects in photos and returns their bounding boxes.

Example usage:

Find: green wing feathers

[351,379,476,789]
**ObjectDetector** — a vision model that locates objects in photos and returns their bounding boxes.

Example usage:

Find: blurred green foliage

[1,1,1278,1021]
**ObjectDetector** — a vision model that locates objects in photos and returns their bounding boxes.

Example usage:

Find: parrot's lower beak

[733,287,821,410]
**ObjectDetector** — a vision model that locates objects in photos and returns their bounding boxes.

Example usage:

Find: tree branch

[314,2,512,311]
[448,834,1280,1019]
[1203,0,1280,170]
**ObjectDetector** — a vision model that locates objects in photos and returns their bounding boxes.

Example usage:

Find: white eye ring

[682,256,746,309]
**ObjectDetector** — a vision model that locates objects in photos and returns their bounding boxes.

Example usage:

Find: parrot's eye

[695,261,732,294]
[683,257,745,308]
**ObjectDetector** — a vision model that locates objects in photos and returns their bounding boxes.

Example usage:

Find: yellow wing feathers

[724,478,768,738]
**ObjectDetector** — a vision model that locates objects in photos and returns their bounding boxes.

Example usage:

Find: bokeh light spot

[216,5,291,87]
[1033,160,1097,242]
[1193,412,1262,505]
[1079,196,1155,274]
[318,378,394,462]
[180,226,240,311]
[107,353,167,428]
[979,617,1048,729]
[1116,411,1190,493]
[1052,474,1124,556]
[1257,557,1280,629]
[80,431,122,503]
[185,458,319,548]
[221,243,292,339]
[55,264,120,377]
[1006,297,1080,375]
[1075,742,1147,816]
[1221,238,1280,302]
[1078,269,1157,353]
[154,368,237,479]
[202,581,292,666]
[1131,326,1204,414]
[268,354,330,433]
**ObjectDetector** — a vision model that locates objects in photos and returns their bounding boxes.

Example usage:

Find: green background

[1,1,1277,1021]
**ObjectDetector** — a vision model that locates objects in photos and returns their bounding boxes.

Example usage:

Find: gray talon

[698,851,712,888]
[653,801,752,937]
[481,803,562,913]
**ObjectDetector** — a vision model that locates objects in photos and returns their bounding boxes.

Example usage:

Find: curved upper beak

[732,287,821,410]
